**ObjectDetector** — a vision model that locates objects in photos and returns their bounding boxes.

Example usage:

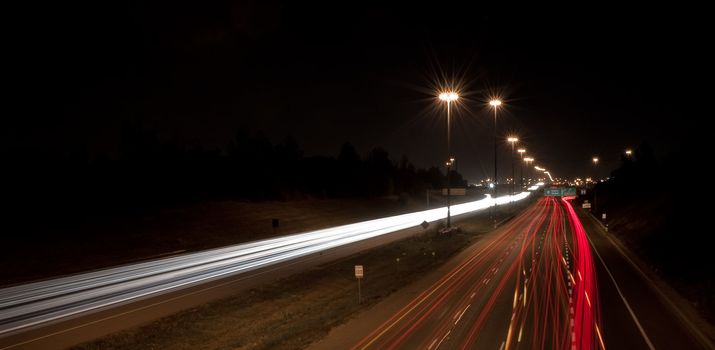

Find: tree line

[3,126,467,236]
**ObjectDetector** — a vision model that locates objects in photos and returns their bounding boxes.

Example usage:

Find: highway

[312,196,713,350]
[0,190,537,349]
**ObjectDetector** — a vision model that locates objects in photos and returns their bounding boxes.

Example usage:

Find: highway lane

[578,208,714,350]
[345,196,601,350]
[314,196,714,350]
[0,189,540,349]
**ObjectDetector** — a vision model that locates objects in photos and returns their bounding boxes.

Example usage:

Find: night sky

[5,2,708,182]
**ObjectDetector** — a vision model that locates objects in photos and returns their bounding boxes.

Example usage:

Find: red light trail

[351,196,603,350]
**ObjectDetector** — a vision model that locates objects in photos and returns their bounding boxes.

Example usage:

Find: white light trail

[0,185,543,334]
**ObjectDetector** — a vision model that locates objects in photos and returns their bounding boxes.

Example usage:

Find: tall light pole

[592,156,599,214]
[507,137,518,195]
[489,99,502,228]
[439,91,458,228]
[517,148,526,190]
[592,156,599,183]
[524,157,534,187]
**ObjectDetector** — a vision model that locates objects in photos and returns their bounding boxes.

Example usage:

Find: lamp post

[507,137,518,195]
[592,156,599,213]
[489,99,502,228]
[524,157,534,187]
[517,148,526,190]
[592,157,599,183]
[439,91,458,228]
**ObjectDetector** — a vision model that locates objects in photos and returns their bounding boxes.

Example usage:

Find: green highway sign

[562,187,577,196]
[544,188,562,196]
[544,187,577,197]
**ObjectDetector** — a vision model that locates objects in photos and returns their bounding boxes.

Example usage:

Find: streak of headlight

[0,186,543,333]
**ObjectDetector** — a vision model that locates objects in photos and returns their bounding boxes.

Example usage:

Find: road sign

[544,187,577,197]
[544,188,561,196]
[442,188,466,196]
[354,265,364,304]
[602,213,607,220]
[582,202,591,208]
[562,187,577,196]
[580,189,587,195]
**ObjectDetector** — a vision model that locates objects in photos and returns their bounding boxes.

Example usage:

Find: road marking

[595,323,606,349]
[454,304,470,325]
[592,218,715,350]
[499,340,506,350]
[587,231,655,349]
[355,229,507,350]
[434,330,451,350]
[517,324,524,342]
[428,337,438,350]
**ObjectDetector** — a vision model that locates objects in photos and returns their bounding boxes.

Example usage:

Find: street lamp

[592,156,599,182]
[524,157,534,187]
[489,99,502,228]
[507,137,518,197]
[517,148,526,190]
[625,149,632,157]
[439,91,459,228]
[592,156,600,213]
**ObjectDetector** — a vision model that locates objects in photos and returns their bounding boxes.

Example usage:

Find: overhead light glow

[439,92,459,101]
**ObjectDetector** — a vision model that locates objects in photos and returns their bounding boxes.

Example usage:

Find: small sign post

[354,265,364,304]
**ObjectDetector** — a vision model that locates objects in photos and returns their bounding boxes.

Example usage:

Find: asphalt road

[578,208,714,350]
[0,192,534,350]
[312,197,714,350]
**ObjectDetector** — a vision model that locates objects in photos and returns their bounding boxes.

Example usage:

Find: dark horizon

[4,3,708,182]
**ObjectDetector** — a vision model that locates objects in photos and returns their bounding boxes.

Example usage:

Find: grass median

[74,201,532,350]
